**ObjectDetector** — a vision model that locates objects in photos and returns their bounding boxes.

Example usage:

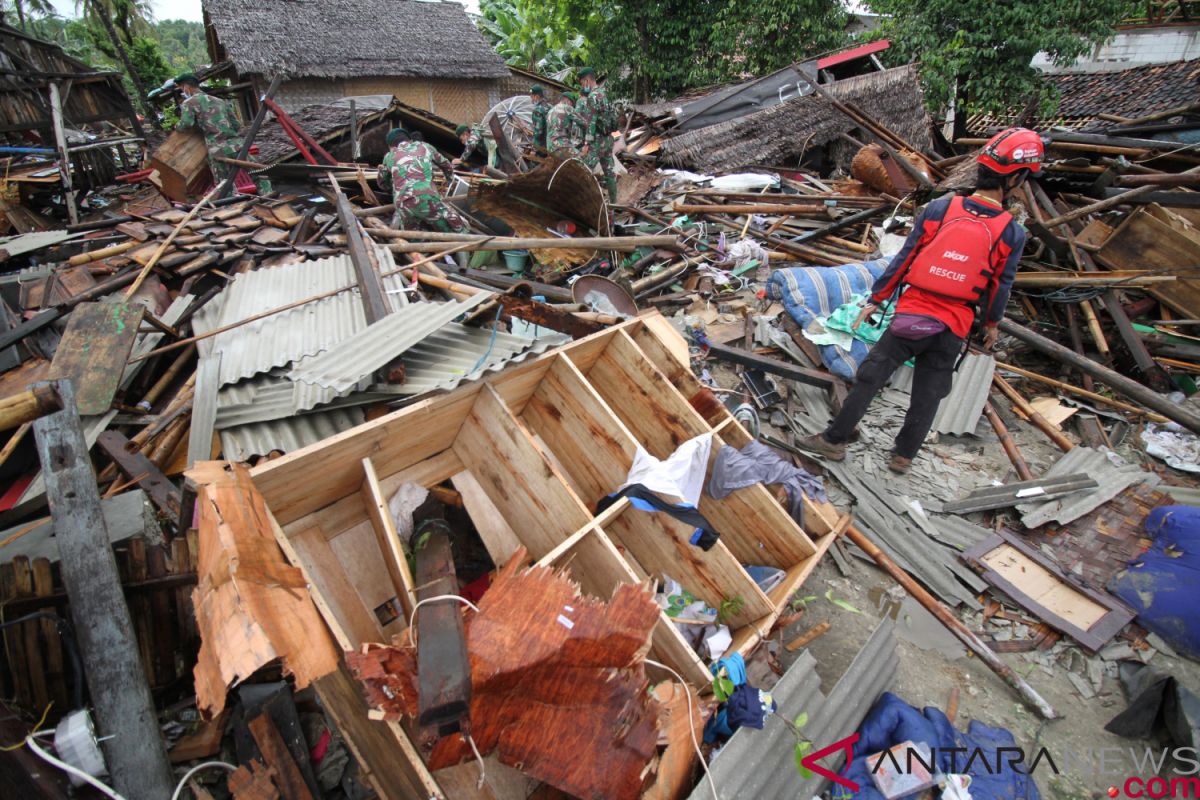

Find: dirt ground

[695,344,1200,800]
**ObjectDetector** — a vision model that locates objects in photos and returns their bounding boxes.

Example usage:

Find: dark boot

[796,433,846,461]
[888,454,912,474]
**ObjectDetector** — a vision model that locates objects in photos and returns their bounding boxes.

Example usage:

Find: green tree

[704,0,851,83]
[6,0,54,32]
[74,0,158,121]
[867,0,1137,115]
[154,19,208,72]
[478,0,589,76]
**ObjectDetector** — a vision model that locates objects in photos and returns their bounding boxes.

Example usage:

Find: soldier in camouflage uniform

[577,67,618,203]
[175,73,272,194]
[546,93,582,159]
[529,84,550,151]
[387,129,469,235]
[453,123,497,170]
[376,128,406,196]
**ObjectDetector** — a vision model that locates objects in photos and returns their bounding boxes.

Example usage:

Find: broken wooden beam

[983,401,1034,481]
[96,430,184,521]
[703,341,834,389]
[31,381,176,799]
[413,522,471,745]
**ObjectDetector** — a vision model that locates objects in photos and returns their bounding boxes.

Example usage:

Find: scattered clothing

[708,440,827,528]
[623,434,713,507]
[704,653,776,743]
[836,692,1040,800]
[1110,505,1200,659]
[597,484,720,550]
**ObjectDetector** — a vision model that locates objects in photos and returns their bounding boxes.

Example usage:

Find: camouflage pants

[392,186,469,234]
[585,140,617,201]
[207,140,273,195]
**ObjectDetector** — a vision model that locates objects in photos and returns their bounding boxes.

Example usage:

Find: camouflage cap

[386,128,409,146]
[578,67,595,79]
[562,92,578,103]
[455,124,470,136]
[530,84,545,95]
[175,72,200,87]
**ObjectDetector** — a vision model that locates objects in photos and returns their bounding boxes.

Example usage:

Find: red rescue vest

[902,196,1013,304]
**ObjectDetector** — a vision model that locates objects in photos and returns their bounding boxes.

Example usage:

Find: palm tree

[75,0,157,124]
[11,0,55,32]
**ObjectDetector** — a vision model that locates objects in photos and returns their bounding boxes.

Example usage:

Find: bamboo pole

[844,523,1057,719]
[995,361,1169,422]
[983,400,1034,480]
[67,240,138,266]
[992,374,1074,453]
[0,385,62,432]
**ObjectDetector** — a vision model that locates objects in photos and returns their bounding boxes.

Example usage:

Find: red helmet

[976,127,1044,174]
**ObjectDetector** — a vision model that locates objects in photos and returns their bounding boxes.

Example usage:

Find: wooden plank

[31,557,66,712]
[361,457,416,620]
[11,556,48,710]
[313,662,447,800]
[248,712,316,800]
[450,470,522,565]
[452,384,591,560]
[46,302,144,416]
[287,526,384,650]
[1096,206,1200,318]
[329,523,407,642]
[283,450,464,546]
[31,380,175,799]
[589,331,816,565]
[0,563,30,708]
[961,531,1134,652]
[96,431,183,521]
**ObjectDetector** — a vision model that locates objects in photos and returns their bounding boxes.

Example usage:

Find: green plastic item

[469,249,498,269]
[501,249,530,271]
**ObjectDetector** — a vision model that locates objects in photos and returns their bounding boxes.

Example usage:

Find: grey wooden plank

[31,380,174,800]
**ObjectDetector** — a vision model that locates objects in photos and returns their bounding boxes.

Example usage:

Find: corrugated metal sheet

[1017,446,1149,528]
[689,620,897,800]
[0,490,148,562]
[0,230,80,257]
[189,353,221,468]
[287,292,492,412]
[399,322,568,396]
[219,407,366,462]
[928,514,993,551]
[191,246,410,385]
[890,353,994,436]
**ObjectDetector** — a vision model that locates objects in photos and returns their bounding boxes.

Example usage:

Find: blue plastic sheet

[1109,505,1200,659]
[766,260,888,380]
[834,692,1041,800]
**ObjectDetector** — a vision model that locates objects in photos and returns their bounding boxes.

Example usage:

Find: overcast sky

[48,0,480,24]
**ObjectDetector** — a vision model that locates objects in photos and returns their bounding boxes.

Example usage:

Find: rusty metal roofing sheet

[287,292,493,412]
[891,352,994,436]
[191,246,410,386]
[688,620,897,800]
[1017,446,1150,528]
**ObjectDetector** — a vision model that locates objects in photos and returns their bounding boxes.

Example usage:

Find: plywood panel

[330,523,407,641]
[452,384,591,560]
[981,545,1109,629]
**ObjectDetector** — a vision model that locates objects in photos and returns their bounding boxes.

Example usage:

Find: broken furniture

[245,315,840,799]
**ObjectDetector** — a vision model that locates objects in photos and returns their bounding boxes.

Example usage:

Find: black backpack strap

[597,484,721,550]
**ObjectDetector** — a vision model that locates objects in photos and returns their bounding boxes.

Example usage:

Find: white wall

[1035,26,1200,73]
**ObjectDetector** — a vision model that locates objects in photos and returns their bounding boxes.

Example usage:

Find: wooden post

[349,99,360,161]
[329,176,390,324]
[31,381,175,800]
[48,83,78,226]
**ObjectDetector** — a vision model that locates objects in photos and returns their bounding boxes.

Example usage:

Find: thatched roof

[202,0,509,81]
[661,65,933,173]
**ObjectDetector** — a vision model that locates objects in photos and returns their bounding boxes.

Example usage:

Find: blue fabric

[766,260,889,380]
[834,693,1040,800]
[1109,505,1200,659]
[725,684,775,730]
[704,653,753,744]
[710,652,747,686]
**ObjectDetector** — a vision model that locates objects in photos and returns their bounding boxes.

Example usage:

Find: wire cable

[26,730,126,800]
[645,658,718,800]
[170,760,238,800]
[406,594,481,644]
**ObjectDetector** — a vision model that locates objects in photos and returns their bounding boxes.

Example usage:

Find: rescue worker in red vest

[798,127,1044,474]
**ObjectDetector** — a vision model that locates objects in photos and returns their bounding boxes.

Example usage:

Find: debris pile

[1,26,1199,800]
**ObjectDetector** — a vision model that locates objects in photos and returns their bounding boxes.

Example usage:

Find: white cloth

[387,482,429,545]
[621,433,713,506]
